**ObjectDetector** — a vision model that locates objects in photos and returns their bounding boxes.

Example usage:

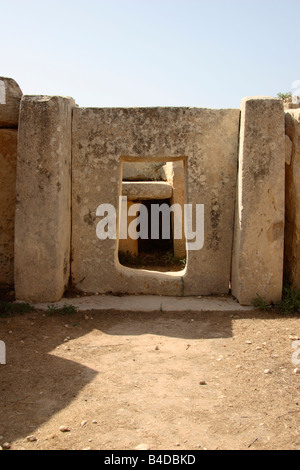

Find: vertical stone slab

[284,109,300,290]
[15,96,75,302]
[165,161,186,259]
[118,199,139,256]
[0,78,22,287]
[0,129,17,286]
[232,97,285,305]
[0,77,23,127]
[72,107,240,296]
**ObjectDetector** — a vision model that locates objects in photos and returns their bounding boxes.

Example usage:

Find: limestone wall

[0,78,22,287]
[1,76,298,305]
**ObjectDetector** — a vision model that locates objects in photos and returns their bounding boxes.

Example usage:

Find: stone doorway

[118,159,187,272]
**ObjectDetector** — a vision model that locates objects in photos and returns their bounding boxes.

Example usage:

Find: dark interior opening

[138,199,173,254]
[119,198,186,272]
[118,158,187,272]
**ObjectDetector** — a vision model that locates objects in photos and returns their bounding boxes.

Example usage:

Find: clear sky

[1,0,299,108]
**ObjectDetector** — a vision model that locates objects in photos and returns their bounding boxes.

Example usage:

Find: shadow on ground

[0,307,290,446]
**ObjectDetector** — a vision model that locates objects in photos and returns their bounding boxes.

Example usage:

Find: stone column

[232,97,285,306]
[15,96,75,302]
[0,77,22,287]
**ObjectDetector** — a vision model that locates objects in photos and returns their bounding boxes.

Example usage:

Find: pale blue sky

[1,0,299,108]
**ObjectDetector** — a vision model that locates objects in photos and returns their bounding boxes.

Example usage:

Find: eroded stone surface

[122,181,173,200]
[285,109,300,290]
[0,129,17,286]
[72,107,240,296]
[285,135,293,165]
[123,161,167,181]
[14,96,75,302]
[232,97,285,305]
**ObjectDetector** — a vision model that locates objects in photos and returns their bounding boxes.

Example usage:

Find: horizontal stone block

[122,182,173,200]
[123,161,167,181]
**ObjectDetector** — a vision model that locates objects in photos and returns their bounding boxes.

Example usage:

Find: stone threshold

[27,295,255,313]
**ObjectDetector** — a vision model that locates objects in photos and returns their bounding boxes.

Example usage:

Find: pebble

[294,368,300,375]
[135,444,150,450]
[264,369,272,375]
[245,341,252,345]
[2,443,11,450]
[81,420,88,427]
[59,426,71,433]
[199,381,207,386]
[92,420,97,424]
[26,435,37,442]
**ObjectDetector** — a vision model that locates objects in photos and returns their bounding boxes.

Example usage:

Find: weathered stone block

[119,199,139,257]
[122,181,173,200]
[123,161,167,181]
[0,77,22,127]
[165,160,186,259]
[14,95,75,302]
[0,129,17,286]
[72,107,240,296]
[284,109,300,290]
[232,97,285,305]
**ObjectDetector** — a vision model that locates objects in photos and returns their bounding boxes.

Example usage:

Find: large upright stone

[284,109,300,290]
[72,107,240,296]
[15,96,75,302]
[232,97,285,305]
[0,77,23,127]
[0,129,17,286]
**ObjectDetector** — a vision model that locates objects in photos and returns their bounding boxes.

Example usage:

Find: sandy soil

[0,307,300,451]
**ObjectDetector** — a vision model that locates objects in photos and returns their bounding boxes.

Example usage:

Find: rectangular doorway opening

[118,157,187,273]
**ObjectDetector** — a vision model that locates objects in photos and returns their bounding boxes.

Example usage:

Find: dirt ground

[1,306,300,451]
